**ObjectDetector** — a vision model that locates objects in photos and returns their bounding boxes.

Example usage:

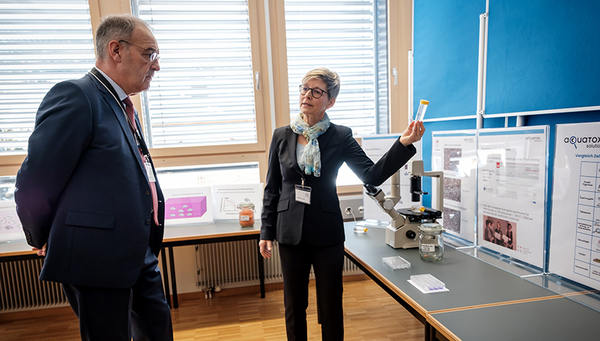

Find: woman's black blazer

[261,123,416,246]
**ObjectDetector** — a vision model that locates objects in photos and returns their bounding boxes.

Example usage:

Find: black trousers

[279,242,345,341]
[62,251,173,341]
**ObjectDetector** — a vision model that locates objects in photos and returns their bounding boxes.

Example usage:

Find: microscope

[364,160,444,249]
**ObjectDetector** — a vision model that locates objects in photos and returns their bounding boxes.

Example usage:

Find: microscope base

[386,224,419,249]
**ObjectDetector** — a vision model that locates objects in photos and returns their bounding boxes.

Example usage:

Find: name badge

[144,161,156,182]
[295,185,311,204]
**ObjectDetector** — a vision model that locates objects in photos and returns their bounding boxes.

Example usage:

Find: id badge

[295,185,311,204]
[144,161,156,182]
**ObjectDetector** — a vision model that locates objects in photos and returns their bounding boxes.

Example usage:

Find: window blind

[135,0,258,148]
[0,0,95,153]
[285,0,388,135]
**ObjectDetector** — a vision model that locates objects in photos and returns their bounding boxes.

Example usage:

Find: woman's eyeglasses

[299,85,328,99]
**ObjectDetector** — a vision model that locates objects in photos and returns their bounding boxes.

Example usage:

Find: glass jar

[238,201,255,227]
[418,223,444,262]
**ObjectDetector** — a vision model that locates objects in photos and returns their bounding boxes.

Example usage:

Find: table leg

[160,247,171,308]
[168,246,179,308]
[257,240,265,298]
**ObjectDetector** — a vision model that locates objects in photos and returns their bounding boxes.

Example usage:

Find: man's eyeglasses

[119,40,160,62]
[299,85,328,99]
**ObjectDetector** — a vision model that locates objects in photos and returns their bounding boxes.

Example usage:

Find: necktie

[123,96,159,225]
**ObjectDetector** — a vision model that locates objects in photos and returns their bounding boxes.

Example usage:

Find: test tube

[414,99,429,121]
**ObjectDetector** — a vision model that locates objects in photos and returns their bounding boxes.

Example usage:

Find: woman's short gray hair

[95,14,152,60]
[301,68,340,100]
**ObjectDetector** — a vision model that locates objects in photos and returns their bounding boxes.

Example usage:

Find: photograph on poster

[443,207,461,233]
[444,147,462,172]
[444,177,462,202]
[482,215,516,250]
[431,131,477,243]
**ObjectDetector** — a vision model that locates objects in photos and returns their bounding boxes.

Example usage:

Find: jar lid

[419,222,443,233]
[238,202,255,209]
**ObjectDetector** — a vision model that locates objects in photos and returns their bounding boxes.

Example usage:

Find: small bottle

[238,201,255,227]
[414,99,429,121]
[354,226,368,234]
[418,223,444,262]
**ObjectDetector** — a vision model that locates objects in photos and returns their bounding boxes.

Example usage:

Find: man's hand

[32,243,47,256]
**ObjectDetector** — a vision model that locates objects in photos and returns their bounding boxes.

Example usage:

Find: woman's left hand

[399,120,425,146]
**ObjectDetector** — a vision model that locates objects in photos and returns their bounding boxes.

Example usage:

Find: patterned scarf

[290,113,331,177]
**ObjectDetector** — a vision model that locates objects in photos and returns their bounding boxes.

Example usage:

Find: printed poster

[431,131,477,243]
[361,135,422,222]
[0,200,24,243]
[162,186,213,226]
[477,127,548,268]
[212,183,263,220]
[549,122,600,290]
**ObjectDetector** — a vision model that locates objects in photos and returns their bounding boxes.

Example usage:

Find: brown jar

[238,202,255,227]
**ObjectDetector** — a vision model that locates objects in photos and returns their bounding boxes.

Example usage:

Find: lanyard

[88,68,151,157]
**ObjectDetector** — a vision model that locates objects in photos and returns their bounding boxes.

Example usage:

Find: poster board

[212,183,263,220]
[431,130,477,243]
[549,122,600,290]
[163,186,214,226]
[0,201,24,243]
[477,127,548,268]
[361,135,421,222]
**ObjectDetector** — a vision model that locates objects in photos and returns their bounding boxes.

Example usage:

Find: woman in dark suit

[259,68,424,341]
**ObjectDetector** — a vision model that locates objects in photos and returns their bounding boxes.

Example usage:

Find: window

[134,0,259,148]
[284,0,388,135]
[157,163,260,188]
[0,0,95,154]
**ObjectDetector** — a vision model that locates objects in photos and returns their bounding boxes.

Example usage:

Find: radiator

[196,240,363,290]
[0,240,363,313]
[0,258,68,313]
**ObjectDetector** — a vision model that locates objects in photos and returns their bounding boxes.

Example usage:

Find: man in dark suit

[14,14,173,340]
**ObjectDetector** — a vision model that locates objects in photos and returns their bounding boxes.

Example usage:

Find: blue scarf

[290,113,331,177]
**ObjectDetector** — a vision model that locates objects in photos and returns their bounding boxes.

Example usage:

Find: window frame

[0,0,412,197]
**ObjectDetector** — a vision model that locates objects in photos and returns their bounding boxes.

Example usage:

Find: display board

[477,127,548,268]
[431,131,478,243]
[362,135,421,222]
[163,186,213,226]
[549,122,600,290]
[485,0,600,115]
[0,201,23,243]
[212,183,263,220]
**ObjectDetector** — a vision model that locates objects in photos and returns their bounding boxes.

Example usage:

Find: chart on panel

[550,122,600,291]
[574,161,600,281]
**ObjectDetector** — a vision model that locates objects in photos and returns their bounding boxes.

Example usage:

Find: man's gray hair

[95,14,152,60]
[301,67,341,100]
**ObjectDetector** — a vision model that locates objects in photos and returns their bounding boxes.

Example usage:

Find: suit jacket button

[145,190,150,195]
[145,219,151,225]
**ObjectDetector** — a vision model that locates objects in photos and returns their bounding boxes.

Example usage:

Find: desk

[0,240,36,262]
[161,221,264,308]
[428,297,600,340]
[0,221,265,311]
[343,223,600,340]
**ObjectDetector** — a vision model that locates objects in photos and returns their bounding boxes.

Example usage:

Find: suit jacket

[15,72,165,288]
[261,123,416,246]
